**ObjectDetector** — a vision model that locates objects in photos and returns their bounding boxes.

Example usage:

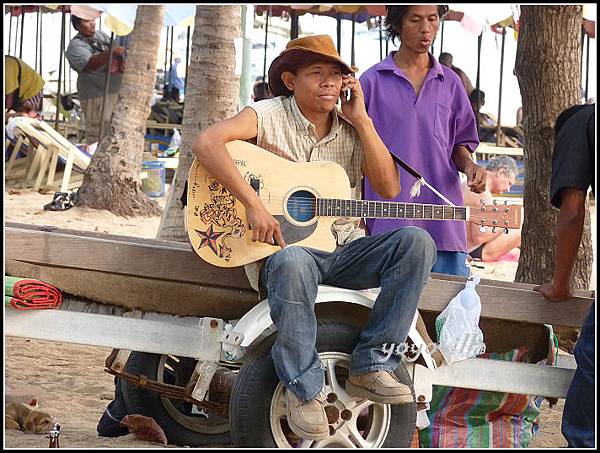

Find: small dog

[5,401,54,434]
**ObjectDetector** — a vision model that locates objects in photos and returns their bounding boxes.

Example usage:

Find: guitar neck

[316,198,467,221]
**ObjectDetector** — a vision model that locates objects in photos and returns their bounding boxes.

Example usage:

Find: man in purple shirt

[360,5,486,276]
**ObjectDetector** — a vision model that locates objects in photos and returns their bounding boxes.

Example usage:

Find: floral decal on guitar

[193,177,246,262]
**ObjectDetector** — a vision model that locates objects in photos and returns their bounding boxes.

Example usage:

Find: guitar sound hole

[287,190,316,223]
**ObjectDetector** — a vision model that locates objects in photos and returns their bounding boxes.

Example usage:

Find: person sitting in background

[469,88,496,143]
[252,80,273,102]
[5,56,45,121]
[439,51,474,95]
[463,155,521,262]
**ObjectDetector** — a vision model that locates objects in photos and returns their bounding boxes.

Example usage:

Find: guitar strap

[387,152,456,207]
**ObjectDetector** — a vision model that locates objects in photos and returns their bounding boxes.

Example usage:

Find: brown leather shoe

[285,390,329,440]
[346,370,413,404]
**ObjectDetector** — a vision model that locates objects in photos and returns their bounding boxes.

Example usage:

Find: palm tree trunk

[77,5,165,217]
[157,6,241,241]
[514,5,592,290]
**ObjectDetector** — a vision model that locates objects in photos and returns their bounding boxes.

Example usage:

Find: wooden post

[39,9,43,74]
[35,10,40,71]
[351,14,356,67]
[63,13,69,95]
[8,13,13,56]
[336,13,342,54]
[440,19,445,55]
[168,26,174,88]
[55,10,66,132]
[379,16,383,60]
[496,28,506,147]
[164,26,169,87]
[584,34,590,101]
[475,33,482,141]
[290,10,299,39]
[185,25,191,95]
[262,8,269,82]
[19,12,25,59]
[13,11,20,56]
[68,18,72,93]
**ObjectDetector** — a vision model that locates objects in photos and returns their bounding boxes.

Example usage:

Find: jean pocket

[434,103,452,149]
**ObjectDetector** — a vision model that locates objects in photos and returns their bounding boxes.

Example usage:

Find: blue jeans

[562,302,595,447]
[432,251,470,277]
[261,227,437,401]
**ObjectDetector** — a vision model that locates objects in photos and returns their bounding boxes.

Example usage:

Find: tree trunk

[157,6,242,241]
[77,6,165,217]
[514,5,592,290]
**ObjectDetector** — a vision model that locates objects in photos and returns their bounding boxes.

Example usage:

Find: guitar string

[255,195,472,209]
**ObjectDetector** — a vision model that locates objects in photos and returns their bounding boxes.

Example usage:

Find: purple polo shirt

[360,52,479,252]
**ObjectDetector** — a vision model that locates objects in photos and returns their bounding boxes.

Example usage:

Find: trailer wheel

[121,352,231,447]
[230,321,416,448]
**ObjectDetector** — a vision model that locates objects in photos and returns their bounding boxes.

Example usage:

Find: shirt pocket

[434,103,452,150]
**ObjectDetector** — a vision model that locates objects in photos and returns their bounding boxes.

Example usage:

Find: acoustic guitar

[186,140,522,267]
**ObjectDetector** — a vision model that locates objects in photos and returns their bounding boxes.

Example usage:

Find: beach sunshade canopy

[255,5,386,23]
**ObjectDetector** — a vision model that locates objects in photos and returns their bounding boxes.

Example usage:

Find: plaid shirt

[245,95,366,291]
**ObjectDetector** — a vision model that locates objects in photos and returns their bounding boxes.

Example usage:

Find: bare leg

[482,229,521,261]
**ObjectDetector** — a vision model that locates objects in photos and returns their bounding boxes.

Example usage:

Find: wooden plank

[420,276,592,329]
[6,136,24,174]
[5,222,253,290]
[7,260,258,319]
[5,223,593,328]
[430,272,594,298]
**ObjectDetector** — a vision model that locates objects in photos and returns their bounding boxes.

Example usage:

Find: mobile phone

[341,88,351,102]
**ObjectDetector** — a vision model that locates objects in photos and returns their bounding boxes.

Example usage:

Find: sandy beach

[4,185,593,448]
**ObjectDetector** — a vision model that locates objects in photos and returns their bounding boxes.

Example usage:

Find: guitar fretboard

[316,198,467,220]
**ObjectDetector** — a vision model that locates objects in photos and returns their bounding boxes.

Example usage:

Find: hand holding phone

[340,74,369,125]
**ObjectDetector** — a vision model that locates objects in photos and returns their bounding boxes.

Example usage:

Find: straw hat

[268,35,359,97]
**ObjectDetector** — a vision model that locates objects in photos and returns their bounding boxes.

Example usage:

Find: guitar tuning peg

[480,225,487,233]
[504,228,509,234]
[504,200,508,205]
[480,199,486,205]
[492,226,496,233]
[492,199,498,205]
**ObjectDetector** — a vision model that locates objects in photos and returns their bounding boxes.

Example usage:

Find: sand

[4,185,592,448]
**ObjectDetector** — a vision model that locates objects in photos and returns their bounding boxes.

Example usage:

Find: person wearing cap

[360,5,487,278]
[66,14,127,144]
[192,35,436,441]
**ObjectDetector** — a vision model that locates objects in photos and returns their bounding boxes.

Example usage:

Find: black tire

[230,321,416,448]
[121,351,231,447]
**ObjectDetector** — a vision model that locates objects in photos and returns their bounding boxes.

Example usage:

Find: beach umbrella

[255,5,385,78]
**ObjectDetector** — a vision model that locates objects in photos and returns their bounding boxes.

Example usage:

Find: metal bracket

[197,317,224,362]
[191,360,219,401]
[105,349,132,373]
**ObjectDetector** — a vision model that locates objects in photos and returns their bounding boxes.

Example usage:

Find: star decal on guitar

[195,225,226,257]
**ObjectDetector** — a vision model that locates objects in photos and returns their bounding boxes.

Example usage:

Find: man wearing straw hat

[192,35,436,440]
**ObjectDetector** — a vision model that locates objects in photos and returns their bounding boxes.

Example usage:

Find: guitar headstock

[468,200,522,231]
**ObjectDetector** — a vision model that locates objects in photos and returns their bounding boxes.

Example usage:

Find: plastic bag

[166,129,181,156]
[435,275,485,364]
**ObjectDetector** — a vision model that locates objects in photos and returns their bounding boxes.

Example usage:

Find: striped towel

[5,276,62,310]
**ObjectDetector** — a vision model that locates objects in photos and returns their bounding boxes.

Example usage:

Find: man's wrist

[353,115,373,133]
